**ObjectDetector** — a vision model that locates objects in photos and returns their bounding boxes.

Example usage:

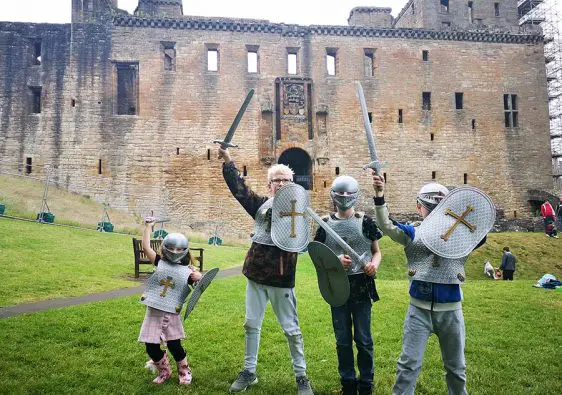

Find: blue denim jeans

[331,299,373,387]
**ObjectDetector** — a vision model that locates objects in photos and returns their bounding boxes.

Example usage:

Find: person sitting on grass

[138,218,202,385]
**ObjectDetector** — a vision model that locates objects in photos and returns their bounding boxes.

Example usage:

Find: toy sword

[306,207,369,270]
[213,89,255,149]
[356,81,383,174]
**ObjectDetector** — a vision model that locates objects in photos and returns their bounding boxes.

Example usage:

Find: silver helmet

[330,176,360,210]
[417,183,449,212]
[162,233,189,263]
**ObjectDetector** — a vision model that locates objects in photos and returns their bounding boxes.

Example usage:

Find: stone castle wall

[0,3,552,237]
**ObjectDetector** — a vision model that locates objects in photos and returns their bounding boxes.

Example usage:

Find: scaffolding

[519,0,562,192]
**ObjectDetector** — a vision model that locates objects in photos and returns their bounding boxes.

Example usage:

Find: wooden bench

[132,238,204,278]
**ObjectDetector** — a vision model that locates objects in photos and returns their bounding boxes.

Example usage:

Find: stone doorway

[278,148,312,190]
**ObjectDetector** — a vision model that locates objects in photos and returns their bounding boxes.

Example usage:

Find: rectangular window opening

[422,50,429,61]
[440,0,449,12]
[494,2,500,17]
[513,210,517,218]
[243,166,248,177]
[472,119,476,130]
[335,166,340,175]
[455,92,464,110]
[116,63,138,115]
[176,147,180,155]
[323,180,327,188]
[207,148,211,160]
[326,48,337,76]
[398,109,403,123]
[71,98,76,107]
[33,41,42,65]
[287,52,297,75]
[98,159,102,175]
[432,171,437,180]
[468,1,474,23]
[247,51,258,73]
[383,172,387,182]
[422,92,431,111]
[364,49,376,77]
[207,49,218,72]
[463,173,468,184]
[503,94,518,128]
[26,157,32,174]
[29,86,42,113]
[430,133,435,141]
[368,112,373,123]
[162,42,176,72]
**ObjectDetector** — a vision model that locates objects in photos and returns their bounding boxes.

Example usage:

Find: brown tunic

[223,162,298,288]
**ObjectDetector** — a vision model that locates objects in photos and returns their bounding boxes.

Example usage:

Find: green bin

[97,221,114,232]
[153,229,168,239]
[0,204,5,215]
[37,212,55,223]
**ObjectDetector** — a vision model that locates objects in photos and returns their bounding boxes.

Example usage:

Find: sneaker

[296,375,314,395]
[229,369,258,392]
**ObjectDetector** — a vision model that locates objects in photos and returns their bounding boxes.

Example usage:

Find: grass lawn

[0,218,247,306]
[1,216,561,394]
[0,268,560,394]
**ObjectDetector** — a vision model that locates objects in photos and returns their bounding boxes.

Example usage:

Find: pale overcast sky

[0,0,410,25]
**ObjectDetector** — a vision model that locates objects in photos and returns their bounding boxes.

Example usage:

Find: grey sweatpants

[392,304,467,395]
[243,279,307,377]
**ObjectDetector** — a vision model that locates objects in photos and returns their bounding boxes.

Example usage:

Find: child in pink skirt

[138,218,202,385]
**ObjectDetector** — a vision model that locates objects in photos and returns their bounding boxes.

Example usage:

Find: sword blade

[306,207,365,266]
[215,89,254,149]
[355,82,381,173]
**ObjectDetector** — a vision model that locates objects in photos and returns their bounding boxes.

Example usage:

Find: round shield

[418,186,496,259]
[307,241,350,307]
[271,183,310,252]
[183,267,219,320]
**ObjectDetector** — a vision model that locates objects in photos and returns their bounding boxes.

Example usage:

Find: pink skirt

[138,307,186,344]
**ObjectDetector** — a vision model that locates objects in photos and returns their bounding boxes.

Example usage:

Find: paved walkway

[0,266,242,319]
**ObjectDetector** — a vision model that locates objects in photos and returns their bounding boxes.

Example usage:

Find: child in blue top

[372,175,485,395]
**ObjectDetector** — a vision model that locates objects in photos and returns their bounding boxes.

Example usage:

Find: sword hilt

[362,160,384,174]
[213,140,239,149]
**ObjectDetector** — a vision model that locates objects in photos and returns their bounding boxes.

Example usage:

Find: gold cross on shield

[440,205,477,241]
[280,199,305,238]
[159,276,176,297]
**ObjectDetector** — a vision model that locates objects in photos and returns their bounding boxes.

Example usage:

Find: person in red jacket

[541,200,558,238]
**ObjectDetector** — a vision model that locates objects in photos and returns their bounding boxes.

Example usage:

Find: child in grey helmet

[372,175,486,395]
[138,218,202,385]
[313,175,382,395]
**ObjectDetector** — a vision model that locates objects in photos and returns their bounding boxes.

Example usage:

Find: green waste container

[153,229,168,239]
[0,204,5,215]
[37,212,55,223]
[97,221,114,232]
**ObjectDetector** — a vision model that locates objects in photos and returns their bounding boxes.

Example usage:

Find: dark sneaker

[296,375,314,395]
[229,369,258,392]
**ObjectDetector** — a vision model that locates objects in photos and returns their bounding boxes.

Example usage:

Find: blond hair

[267,164,294,183]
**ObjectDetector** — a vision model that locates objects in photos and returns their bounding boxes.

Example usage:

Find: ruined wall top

[135,0,184,19]
[348,7,394,28]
